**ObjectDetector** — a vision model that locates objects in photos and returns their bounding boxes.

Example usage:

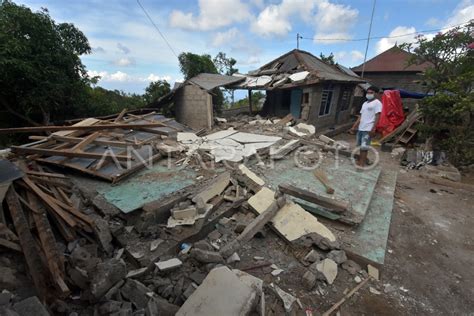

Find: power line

[361,0,376,78]
[136,0,179,59]
[301,20,472,42]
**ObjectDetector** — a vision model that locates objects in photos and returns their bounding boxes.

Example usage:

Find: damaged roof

[231,49,364,90]
[188,73,245,91]
[352,45,432,73]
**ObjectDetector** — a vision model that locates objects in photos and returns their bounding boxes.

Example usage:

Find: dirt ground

[330,134,474,316]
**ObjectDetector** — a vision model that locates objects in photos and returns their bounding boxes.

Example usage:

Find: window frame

[319,84,334,117]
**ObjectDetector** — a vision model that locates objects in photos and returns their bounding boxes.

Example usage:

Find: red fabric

[376,90,405,137]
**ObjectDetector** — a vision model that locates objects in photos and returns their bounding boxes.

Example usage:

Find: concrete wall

[174,84,213,130]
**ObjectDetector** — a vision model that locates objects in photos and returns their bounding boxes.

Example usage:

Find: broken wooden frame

[11,113,192,182]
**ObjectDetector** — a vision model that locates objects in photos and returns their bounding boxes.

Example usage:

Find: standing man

[350,86,382,167]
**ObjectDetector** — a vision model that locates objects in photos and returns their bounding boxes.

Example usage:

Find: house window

[303,92,309,104]
[340,87,352,111]
[319,84,334,116]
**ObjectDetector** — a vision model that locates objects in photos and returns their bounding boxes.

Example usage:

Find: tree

[402,22,474,165]
[144,80,171,104]
[213,52,239,106]
[178,52,218,80]
[0,1,92,125]
[319,52,336,65]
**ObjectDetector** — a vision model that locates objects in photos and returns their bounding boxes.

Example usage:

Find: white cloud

[350,50,364,62]
[146,74,171,82]
[88,70,172,83]
[425,17,441,27]
[251,0,358,41]
[169,0,252,31]
[212,27,240,47]
[251,0,317,37]
[444,0,474,27]
[313,0,358,43]
[114,57,135,66]
[375,26,417,54]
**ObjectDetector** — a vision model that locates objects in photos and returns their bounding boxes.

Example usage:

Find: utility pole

[296,33,302,49]
[361,0,376,78]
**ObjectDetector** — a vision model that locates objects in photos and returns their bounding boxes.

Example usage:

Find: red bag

[376,90,405,137]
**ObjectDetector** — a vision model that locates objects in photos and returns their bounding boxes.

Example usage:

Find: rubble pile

[0,110,382,315]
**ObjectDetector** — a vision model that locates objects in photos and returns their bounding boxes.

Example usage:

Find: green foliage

[402,22,474,165]
[178,52,218,79]
[0,1,92,125]
[227,91,265,110]
[144,80,171,104]
[213,52,238,76]
[319,52,336,65]
[84,86,145,117]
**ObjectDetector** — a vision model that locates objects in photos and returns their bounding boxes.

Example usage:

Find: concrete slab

[261,157,381,224]
[203,129,238,141]
[229,132,281,144]
[96,162,196,213]
[339,170,397,265]
[176,266,257,316]
[248,188,336,243]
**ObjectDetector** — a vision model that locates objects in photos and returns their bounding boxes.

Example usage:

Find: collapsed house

[230,49,365,131]
[0,109,400,315]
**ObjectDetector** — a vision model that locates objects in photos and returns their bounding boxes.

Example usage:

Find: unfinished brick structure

[174,84,213,130]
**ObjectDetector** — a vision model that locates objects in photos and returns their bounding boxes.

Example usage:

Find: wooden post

[248,89,253,115]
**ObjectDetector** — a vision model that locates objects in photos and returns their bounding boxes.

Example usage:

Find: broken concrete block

[90,258,126,300]
[316,259,338,285]
[150,239,164,252]
[13,296,49,316]
[354,276,362,283]
[146,296,180,316]
[236,164,265,193]
[341,260,361,275]
[193,240,213,251]
[295,123,315,135]
[192,172,230,204]
[272,284,296,313]
[302,270,317,290]
[368,264,379,280]
[226,252,241,264]
[191,248,224,264]
[126,267,148,279]
[327,250,347,265]
[176,267,258,316]
[182,283,198,299]
[177,132,200,143]
[304,249,322,263]
[270,139,300,160]
[271,269,284,276]
[120,279,150,309]
[155,258,183,272]
[248,188,337,248]
[172,207,197,220]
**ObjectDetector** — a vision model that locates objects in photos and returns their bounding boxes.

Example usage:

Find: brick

[155,258,183,272]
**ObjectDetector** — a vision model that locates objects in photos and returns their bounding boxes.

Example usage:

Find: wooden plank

[313,169,335,194]
[51,135,135,148]
[278,183,350,214]
[322,277,370,316]
[25,170,67,179]
[28,176,72,189]
[70,132,101,152]
[5,186,50,301]
[1,122,168,134]
[26,191,69,295]
[0,238,22,252]
[114,108,128,123]
[11,146,132,161]
[21,177,77,227]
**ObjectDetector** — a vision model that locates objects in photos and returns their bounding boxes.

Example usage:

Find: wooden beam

[0,238,22,252]
[11,146,132,161]
[0,122,168,134]
[21,177,77,227]
[70,132,101,152]
[114,108,128,123]
[278,183,350,214]
[322,277,370,316]
[51,135,135,148]
[25,170,67,179]
[248,89,253,115]
[5,186,50,301]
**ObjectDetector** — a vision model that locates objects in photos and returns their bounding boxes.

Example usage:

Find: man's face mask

[366,93,375,100]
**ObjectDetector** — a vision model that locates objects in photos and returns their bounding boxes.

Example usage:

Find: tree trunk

[0,97,41,127]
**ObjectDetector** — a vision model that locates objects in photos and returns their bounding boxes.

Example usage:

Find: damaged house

[232,49,365,132]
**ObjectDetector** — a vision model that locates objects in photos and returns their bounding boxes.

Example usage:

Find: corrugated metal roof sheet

[352,46,432,73]
[188,73,245,91]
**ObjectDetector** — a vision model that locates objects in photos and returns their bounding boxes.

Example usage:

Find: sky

[18,0,474,95]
